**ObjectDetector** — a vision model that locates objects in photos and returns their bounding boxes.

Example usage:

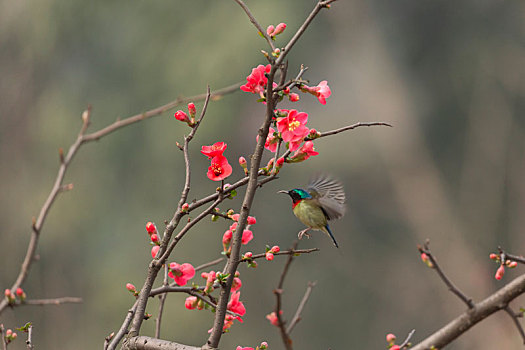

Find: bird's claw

[298,229,311,240]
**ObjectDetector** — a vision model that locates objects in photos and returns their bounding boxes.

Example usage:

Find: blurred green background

[1,0,525,349]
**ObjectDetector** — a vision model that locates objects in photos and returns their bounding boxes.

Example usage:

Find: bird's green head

[278,188,312,203]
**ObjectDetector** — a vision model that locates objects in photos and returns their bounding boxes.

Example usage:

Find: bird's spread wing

[307,174,346,220]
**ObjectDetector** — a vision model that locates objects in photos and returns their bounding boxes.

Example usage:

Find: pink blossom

[289,93,300,102]
[244,252,253,259]
[313,80,331,104]
[232,277,242,292]
[266,310,282,326]
[181,203,189,212]
[266,25,275,36]
[231,214,257,225]
[508,261,518,268]
[266,252,274,261]
[207,155,233,181]
[495,265,505,280]
[289,141,319,162]
[242,229,253,245]
[151,245,160,258]
[185,296,198,310]
[276,109,309,144]
[228,291,246,317]
[271,245,280,253]
[240,64,271,96]
[168,262,195,286]
[236,347,254,350]
[150,234,159,243]
[223,230,233,245]
[201,142,227,158]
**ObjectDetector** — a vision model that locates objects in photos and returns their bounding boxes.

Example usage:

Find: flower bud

[289,93,299,102]
[15,287,26,301]
[272,22,286,36]
[386,333,396,343]
[126,283,136,292]
[244,252,253,259]
[146,222,156,234]
[239,156,249,175]
[174,110,190,123]
[489,253,498,260]
[495,265,505,280]
[508,261,518,268]
[181,203,189,212]
[266,252,274,261]
[260,342,268,349]
[266,25,275,36]
[150,234,159,243]
[271,245,280,253]
[188,102,196,117]
[151,245,160,258]
[247,216,257,225]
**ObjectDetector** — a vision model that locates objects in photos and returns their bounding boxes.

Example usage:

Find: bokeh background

[1,0,525,349]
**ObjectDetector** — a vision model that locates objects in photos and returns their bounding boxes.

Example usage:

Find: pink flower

[232,277,242,292]
[276,109,309,144]
[201,142,227,158]
[289,93,300,102]
[228,291,246,317]
[247,216,256,225]
[508,261,518,268]
[271,245,280,253]
[266,310,283,326]
[489,253,498,260]
[289,141,319,162]
[495,265,505,280]
[15,288,24,297]
[242,229,253,245]
[244,252,253,259]
[266,25,275,36]
[150,234,159,243]
[4,289,12,297]
[181,203,189,212]
[313,80,331,105]
[236,347,254,350]
[240,64,271,96]
[266,252,274,261]
[146,222,156,234]
[231,214,256,225]
[185,296,198,310]
[222,230,233,251]
[174,110,190,122]
[126,283,136,292]
[207,155,233,181]
[168,262,195,286]
[151,245,160,258]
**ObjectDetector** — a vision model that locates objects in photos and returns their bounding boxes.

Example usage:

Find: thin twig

[504,306,525,344]
[26,325,33,350]
[24,297,83,305]
[195,258,226,272]
[315,122,393,139]
[232,0,276,52]
[155,265,169,338]
[286,281,317,334]
[418,240,474,308]
[241,248,319,262]
[498,247,525,264]
[274,241,299,350]
[399,329,416,349]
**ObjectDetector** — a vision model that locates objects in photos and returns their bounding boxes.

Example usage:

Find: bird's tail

[323,224,339,248]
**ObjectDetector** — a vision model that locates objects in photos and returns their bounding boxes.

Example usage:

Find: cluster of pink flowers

[266,310,283,326]
[240,64,272,98]
[201,142,233,182]
[146,222,161,258]
[222,213,257,254]
[265,245,280,261]
[4,287,25,305]
[385,333,400,350]
[168,262,195,286]
[489,253,518,280]
[174,102,197,126]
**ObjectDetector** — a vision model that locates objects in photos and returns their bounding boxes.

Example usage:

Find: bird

[278,175,346,248]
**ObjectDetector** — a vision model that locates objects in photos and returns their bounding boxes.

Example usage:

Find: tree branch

[411,273,525,350]
[286,281,317,334]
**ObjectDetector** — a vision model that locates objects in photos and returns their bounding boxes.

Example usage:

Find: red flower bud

[187,102,196,117]
[495,265,505,280]
[146,222,156,234]
[271,245,280,253]
[150,234,159,243]
[386,333,396,343]
[266,252,274,261]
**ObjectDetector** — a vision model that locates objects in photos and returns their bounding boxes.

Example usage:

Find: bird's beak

[277,190,289,194]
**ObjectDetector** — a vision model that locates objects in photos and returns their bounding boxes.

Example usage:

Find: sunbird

[279,175,346,248]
